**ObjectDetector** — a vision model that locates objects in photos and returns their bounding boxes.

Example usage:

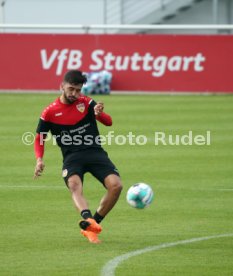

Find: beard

[64,93,77,104]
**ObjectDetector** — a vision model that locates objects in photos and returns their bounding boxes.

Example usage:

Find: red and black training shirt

[35,95,112,159]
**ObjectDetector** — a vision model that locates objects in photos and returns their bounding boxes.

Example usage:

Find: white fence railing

[0,24,233,33]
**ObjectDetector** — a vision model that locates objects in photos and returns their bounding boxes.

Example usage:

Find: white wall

[143,0,233,34]
[2,0,233,34]
[5,0,104,24]
[161,0,232,25]
[0,1,5,24]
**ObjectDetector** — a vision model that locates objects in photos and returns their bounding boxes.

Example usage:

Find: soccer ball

[126,183,154,209]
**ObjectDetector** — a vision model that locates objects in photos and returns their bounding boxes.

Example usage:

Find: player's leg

[86,149,123,224]
[63,162,92,219]
[67,174,101,243]
[96,174,122,218]
[67,173,101,227]
[67,174,89,212]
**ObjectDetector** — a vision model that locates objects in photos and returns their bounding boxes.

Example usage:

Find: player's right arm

[34,108,51,179]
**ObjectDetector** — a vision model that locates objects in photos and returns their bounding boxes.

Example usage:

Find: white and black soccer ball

[126,183,154,209]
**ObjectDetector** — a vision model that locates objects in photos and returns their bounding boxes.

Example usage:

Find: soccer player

[34,70,122,243]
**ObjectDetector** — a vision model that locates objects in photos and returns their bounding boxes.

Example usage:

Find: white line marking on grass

[101,233,233,276]
[0,185,64,190]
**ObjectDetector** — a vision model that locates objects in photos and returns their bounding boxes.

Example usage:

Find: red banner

[0,33,233,92]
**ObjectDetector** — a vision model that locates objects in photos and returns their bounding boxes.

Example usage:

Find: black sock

[81,209,92,220]
[93,212,104,224]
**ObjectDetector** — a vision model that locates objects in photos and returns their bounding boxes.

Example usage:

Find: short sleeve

[36,118,50,134]
[89,98,97,109]
[81,96,96,116]
[36,107,51,134]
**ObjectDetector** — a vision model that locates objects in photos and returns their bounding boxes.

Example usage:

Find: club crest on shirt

[62,169,68,177]
[76,103,85,113]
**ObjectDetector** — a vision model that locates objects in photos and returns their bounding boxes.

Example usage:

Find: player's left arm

[94,101,112,126]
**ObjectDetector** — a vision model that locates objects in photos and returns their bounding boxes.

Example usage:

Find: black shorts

[62,147,120,186]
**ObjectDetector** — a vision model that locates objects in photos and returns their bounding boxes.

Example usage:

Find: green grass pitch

[0,93,232,276]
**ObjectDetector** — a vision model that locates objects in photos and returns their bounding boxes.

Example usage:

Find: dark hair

[63,70,87,85]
